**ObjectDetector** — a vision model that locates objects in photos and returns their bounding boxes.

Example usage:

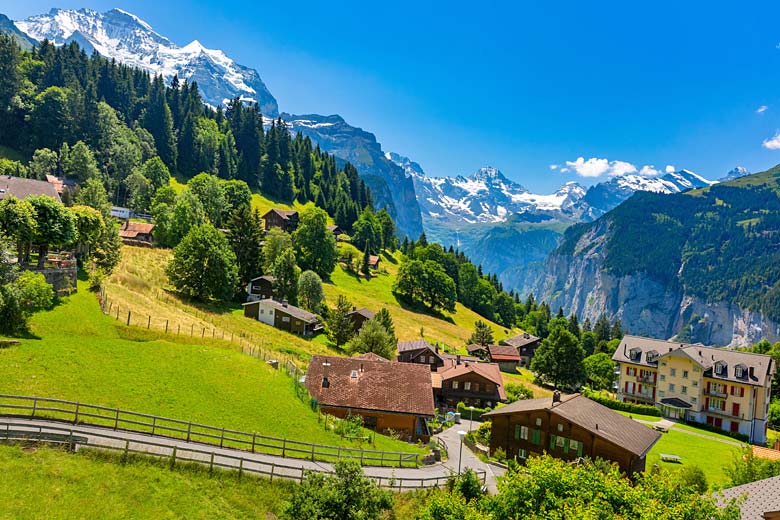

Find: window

[735,366,744,378]
[515,425,529,441]
[669,383,675,392]
[452,381,459,390]
[464,382,471,391]
[569,439,583,457]
[269,310,273,315]
[557,423,564,432]
[659,390,666,397]
[259,309,264,314]
[660,375,666,382]
[693,380,698,387]
[282,316,290,323]
[691,397,697,404]
[683,370,689,379]
[670,368,677,377]
[428,356,434,364]
[473,383,480,392]
[535,418,542,426]
[531,429,541,445]
[556,436,565,449]
[682,386,687,394]
[517,448,527,459]
[693,366,700,373]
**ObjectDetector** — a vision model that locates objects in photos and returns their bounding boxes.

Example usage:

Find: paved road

[437,421,500,493]
[0,417,494,490]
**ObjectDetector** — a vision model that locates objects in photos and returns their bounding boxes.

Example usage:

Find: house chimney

[435,342,439,353]
[457,355,461,365]
[322,377,330,388]
[749,366,755,379]
[360,363,364,373]
[553,390,561,404]
[282,299,288,307]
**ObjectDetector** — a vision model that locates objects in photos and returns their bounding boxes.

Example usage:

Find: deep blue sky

[3,1,780,192]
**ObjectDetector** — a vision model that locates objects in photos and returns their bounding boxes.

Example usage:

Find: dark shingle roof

[306,355,434,416]
[503,332,540,349]
[437,361,506,399]
[262,208,298,220]
[484,394,662,457]
[118,221,155,239]
[242,298,318,323]
[348,307,375,320]
[0,176,61,202]
[717,475,780,520]
[250,275,276,283]
[397,339,434,353]
[613,335,775,387]
[466,344,488,354]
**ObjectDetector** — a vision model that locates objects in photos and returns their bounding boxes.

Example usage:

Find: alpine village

[1,5,780,520]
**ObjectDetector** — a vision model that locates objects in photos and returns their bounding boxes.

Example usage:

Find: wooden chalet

[368,255,380,270]
[118,221,155,246]
[306,353,434,441]
[396,340,445,371]
[262,209,299,233]
[433,356,506,410]
[347,307,375,332]
[246,275,276,302]
[484,392,662,475]
[488,344,522,373]
[503,332,541,367]
[242,298,321,336]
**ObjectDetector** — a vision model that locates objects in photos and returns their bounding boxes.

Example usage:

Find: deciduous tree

[166,224,238,301]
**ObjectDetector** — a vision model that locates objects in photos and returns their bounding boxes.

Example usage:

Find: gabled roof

[250,275,276,283]
[306,355,434,416]
[326,224,342,233]
[368,255,380,266]
[242,298,318,324]
[613,335,775,387]
[353,352,389,362]
[466,343,488,354]
[347,307,375,320]
[437,361,506,399]
[0,176,61,202]
[484,393,662,457]
[262,208,298,220]
[397,339,435,353]
[503,332,541,349]
[118,221,155,239]
[488,344,521,361]
[717,475,780,520]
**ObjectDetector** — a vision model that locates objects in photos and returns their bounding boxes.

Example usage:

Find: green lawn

[616,411,662,423]
[0,283,419,456]
[0,444,295,519]
[500,368,553,398]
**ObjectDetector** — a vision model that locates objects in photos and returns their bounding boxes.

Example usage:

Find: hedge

[457,402,491,421]
[583,391,662,417]
[681,419,750,443]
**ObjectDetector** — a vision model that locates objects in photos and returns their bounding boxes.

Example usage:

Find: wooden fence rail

[0,421,482,490]
[0,395,423,468]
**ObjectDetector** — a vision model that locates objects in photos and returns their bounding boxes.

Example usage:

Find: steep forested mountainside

[0,14,36,50]
[533,166,780,346]
[281,114,422,238]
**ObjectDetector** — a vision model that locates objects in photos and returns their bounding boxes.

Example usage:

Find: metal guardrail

[0,421,483,490]
[0,395,422,468]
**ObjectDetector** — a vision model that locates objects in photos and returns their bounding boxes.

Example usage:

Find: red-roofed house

[306,354,434,441]
[118,221,155,246]
[488,344,522,373]
[434,357,506,410]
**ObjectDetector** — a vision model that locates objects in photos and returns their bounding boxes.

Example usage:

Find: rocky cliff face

[535,219,780,347]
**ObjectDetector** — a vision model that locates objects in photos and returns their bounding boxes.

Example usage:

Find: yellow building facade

[613,336,774,444]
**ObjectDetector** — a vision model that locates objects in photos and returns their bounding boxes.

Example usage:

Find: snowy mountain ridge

[15,8,279,115]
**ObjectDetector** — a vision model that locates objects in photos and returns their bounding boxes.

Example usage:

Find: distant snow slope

[16,8,278,115]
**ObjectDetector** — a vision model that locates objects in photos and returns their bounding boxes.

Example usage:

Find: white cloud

[665,165,676,173]
[559,167,569,173]
[763,132,780,150]
[564,157,638,178]
[757,105,768,114]
[549,164,559,170]
[639,165,662,176]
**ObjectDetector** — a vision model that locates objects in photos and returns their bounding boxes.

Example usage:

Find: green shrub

[505,382,533,402]
[582,390,661,416]
[457,402,491,421]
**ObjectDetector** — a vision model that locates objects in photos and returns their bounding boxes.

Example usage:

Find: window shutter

[706,382,710,393]
[733,403,740,417]
[550,434,556,450]
[515,425,521,440]
[638,384,642,393]
[626,366,630,375]
[624,382,628,392]
[741,387,745,397]
[705,397,709,409]
[730,386,734,396]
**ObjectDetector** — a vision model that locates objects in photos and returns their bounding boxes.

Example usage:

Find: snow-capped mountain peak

[15,8,278,115]
[719,166,751,182]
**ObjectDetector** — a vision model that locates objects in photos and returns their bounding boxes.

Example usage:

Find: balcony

[638,374,656,384]
[705,407,743,420]
[705,388,728,398]
[624,389,655,401]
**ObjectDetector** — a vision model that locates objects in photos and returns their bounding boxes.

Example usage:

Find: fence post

[147,315,151,329]
[190,324,194,336]
[202,327,205,338]
[270,462,275,482]
[74,403,79,424]
[282,439,286,458]
[114,409,120,430]
[116,306,119,319]
[209,452,214,473]
[108,301,113,314]
[165,320,169,333]
[238,458,243,480]
[251,433,256,453]
[187,422,192,442]
[212,329,215,339]
[122,439,129,461]
[311,443,315,461]
[220,428,225,448]
[151,417,156,436]
[127,311,131,326]
[300,467,305,483]
[170,446,177,468]
[31,398,37,417]
[177,324,180,335]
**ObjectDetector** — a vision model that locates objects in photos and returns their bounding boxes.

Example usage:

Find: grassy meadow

[0,283,419,455]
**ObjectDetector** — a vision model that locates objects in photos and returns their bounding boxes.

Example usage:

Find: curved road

[0,416,498,491]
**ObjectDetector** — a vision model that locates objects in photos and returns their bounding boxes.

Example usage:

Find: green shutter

[550,434,556,450]
[577,442,583,457]
[563,438,569,454]
[531,429,541,445]
[514,425,521,440]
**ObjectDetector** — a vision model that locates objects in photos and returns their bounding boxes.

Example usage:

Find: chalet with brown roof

[397,340,445,371]
[326,224,343,238]
[503,332,541,367]
[484,392,662,475]
[466,344,489,360]
[306,354,434,441]
[368,255,380,270]
[0,176,61,202]
[717,474,780,520]
[434,356,506,410]
[242,298,321,336]
[612,335,775,443]
[246,275,276,302]
[488,344,522,372]
[118,221,155,246]
[262,209,299,233]
[347,307,375,332]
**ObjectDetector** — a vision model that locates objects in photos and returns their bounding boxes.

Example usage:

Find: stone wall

[25,266,78,294]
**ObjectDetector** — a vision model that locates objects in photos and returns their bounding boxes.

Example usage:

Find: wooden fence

[0,395,422,468]
[0,421,481,490]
